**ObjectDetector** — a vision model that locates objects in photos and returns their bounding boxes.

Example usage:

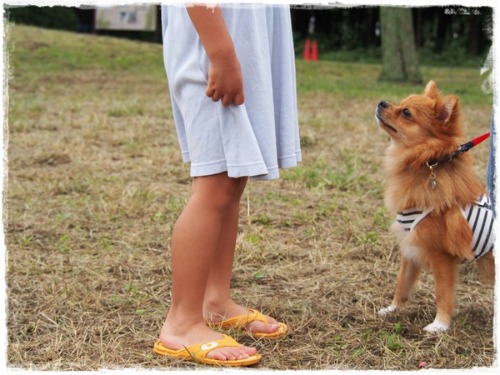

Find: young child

[154,3,301,366]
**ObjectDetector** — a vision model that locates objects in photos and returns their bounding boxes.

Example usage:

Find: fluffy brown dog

[375,80,495,333]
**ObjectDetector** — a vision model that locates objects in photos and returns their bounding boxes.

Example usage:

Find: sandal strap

[187,334,240,359]
[217,309,268,330]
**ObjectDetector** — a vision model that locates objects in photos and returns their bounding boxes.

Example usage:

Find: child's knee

[210,181,244,209]
[194,174,246,211]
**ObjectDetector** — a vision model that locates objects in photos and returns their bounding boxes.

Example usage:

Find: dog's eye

[402,108,412,119]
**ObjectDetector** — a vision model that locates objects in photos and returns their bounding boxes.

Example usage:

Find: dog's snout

[378,101,389,109]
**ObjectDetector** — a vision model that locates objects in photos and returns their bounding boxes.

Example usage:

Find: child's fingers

[221,92,244,106]
[206,87,222,102]
[212,92,222,102]
[206,87,221,102]
[221,95,232,106]
[233,92,244,105]
[207,88,244,107]
[206,78,244,106]
[206,86,215,98]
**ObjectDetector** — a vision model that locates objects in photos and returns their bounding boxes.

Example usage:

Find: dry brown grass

[4,24,496,371]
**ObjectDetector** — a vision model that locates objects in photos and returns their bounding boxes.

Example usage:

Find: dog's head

[375,81,463,147]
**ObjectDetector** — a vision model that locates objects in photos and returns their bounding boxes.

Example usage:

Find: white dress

[161,3,301,180]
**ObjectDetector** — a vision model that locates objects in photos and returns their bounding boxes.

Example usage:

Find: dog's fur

[375,81,495,333]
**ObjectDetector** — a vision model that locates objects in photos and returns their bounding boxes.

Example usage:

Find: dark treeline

[291,6,492,57]
[6,5,493,65]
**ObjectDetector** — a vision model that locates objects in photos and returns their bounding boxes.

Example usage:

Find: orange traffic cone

[311,40,318,61]
[303,39,311,61]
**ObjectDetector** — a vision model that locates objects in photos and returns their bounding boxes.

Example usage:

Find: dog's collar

[426,132,490,167]
[425,132,490,190]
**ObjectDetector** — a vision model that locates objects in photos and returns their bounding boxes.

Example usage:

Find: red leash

[460,131,490,152]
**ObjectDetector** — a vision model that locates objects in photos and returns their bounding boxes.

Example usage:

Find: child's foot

[205,301,288,338]
[159,320,257,361]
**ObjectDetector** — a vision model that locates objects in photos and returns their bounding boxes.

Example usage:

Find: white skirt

[161,3,301,180]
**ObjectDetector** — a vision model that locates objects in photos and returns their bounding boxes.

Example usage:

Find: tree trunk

[379,7,422,83]
[465,15,481,56]
[434,9,450,53]
[364,8,378,48]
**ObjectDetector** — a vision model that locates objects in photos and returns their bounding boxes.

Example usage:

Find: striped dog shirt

[396,195,495,259]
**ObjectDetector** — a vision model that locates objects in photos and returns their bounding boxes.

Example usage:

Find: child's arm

[186,5,244,106]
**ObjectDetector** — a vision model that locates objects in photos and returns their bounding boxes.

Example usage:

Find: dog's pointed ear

[438,95,459,126]
[424,80,440,99]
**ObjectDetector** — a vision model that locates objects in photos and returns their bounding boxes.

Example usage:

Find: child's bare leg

[203,176,281,335]
[159,173,257,361]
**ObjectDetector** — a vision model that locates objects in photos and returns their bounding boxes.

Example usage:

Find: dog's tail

[477,251,495,285]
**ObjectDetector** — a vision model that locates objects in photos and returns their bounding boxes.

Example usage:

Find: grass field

[4,24,496,371]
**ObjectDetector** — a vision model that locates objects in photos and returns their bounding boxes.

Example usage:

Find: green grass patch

[295,59,492,105]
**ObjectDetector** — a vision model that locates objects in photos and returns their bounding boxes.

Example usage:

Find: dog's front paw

[423,320,449,333]
[378,305,397,317]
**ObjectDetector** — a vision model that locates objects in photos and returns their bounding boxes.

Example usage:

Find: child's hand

[206,51,245,106]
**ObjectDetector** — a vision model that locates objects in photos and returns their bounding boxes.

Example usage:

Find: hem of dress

[190,160,269,179]
[185,151,302,180]
[279,151,302,167]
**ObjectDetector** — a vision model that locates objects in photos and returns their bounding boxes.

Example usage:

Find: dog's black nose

[378,101,389,109]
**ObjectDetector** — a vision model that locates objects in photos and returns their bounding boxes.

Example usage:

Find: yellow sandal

[208,309,288,339]
[153,334,261,367]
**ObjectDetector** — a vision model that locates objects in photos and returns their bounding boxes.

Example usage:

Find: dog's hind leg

[424,252,459,333]
[379,254,421,317]
[477,251,495,286]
